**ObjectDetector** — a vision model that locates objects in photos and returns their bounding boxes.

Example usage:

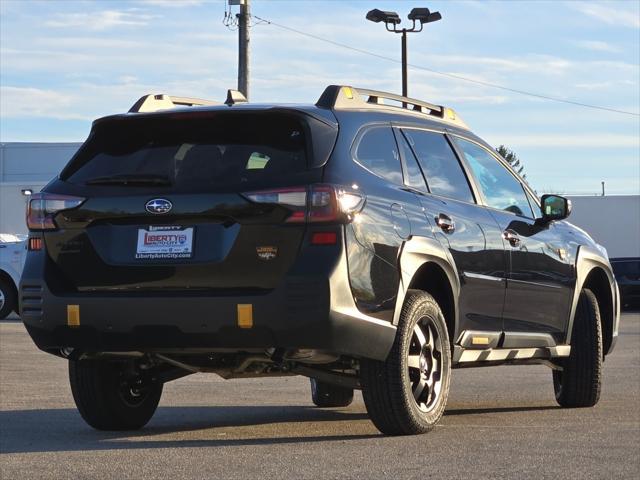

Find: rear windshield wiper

[85,174,172,186]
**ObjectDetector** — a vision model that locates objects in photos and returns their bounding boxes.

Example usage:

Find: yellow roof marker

[237,304,253,329]
[343,87,354,99]
[67,305,80,328]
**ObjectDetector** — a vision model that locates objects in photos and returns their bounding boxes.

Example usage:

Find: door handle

[503,229,521,247]
[435,213,455,233]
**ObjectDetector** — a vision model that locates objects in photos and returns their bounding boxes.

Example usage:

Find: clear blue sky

[1,0,638,195]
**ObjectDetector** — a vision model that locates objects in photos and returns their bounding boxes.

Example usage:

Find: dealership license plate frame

[135,226,194,260]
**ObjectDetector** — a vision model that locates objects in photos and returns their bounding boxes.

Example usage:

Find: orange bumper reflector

[237,304,253,329]
[67,305,80,327]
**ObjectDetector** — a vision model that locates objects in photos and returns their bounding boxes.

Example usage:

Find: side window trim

[350,123,404,185]
[450,133,536,219]
[392,127,428,194]
[399,126,479,205]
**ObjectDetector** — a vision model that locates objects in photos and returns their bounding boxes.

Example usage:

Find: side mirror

[541,194,571,222]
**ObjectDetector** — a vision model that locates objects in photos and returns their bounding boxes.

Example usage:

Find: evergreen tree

[496,145,526,181]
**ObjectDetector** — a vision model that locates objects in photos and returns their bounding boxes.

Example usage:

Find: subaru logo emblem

[145,198,172,215]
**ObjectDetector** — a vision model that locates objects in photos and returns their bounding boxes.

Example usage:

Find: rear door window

[63,113,310,192]
[354,126,403,185]
[402,129,475,203]
[454,137,534,218]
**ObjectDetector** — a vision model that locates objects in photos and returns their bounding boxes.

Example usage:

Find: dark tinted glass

[397,131,427,192]
[455,138,534,218]
[402,129,474,203]
[355,127,403,185]
[64,114,308,192]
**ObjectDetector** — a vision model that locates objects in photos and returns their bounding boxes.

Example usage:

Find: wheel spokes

[413,377,428,402]
[408,317,445,412]
[407,354,421,370]
[413,324,427,348]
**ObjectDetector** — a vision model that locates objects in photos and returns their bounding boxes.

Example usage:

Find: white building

[567,195,640,260]
[0,142,81,234]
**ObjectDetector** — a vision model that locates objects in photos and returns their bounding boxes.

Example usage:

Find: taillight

[242,184,365,224]
[26,192,85,231]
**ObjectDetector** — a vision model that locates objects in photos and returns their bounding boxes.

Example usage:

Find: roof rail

[316,85,468,129]
[128,94,218,113]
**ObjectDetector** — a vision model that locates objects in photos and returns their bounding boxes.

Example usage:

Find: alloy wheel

[407,316,443,413]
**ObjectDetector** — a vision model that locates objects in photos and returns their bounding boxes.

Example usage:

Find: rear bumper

[20,240,396,361]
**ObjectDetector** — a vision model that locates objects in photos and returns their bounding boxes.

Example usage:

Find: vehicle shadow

[0,403,561,454]
[445,405,560,416]
[0,405,376,454]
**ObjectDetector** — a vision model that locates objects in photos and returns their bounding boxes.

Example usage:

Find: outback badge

[256,246,278,261]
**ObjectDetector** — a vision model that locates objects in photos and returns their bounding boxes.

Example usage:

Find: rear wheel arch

[407,262,457,346]
[395,236,460,343]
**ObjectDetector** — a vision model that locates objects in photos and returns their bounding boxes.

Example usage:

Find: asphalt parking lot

[1,313,638,480]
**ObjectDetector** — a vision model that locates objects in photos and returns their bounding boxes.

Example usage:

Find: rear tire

[310,378,354,407]
[0,277,17,320]
[361,290,451,435]
[69,360,163,430]
[553,288,602,408]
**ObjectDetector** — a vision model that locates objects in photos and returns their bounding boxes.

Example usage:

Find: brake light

[242,184,365,224]
[26,193,85,231]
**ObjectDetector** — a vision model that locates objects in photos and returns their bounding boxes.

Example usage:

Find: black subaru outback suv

[21,86,620,435]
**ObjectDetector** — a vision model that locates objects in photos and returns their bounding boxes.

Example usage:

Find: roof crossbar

[316,85,442,117]
[128,94,218,113]
[356,87,443,117]
[316,85,469,129]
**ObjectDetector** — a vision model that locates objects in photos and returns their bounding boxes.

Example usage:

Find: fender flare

[393,235,461,336]
[566,245,620,354]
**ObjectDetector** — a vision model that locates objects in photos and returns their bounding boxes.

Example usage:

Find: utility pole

[237,0,250,100]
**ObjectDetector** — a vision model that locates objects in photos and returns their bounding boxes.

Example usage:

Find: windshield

[63,113,309,192]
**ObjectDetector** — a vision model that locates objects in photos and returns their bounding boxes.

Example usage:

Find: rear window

[63,113,312,192]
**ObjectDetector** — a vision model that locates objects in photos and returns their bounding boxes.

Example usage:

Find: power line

[252,14,640,117]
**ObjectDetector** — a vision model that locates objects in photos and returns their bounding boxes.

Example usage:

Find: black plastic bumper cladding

[20,234,397,361]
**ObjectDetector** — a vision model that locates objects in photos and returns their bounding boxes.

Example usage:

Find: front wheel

[553,288,602,408]
[361,290,451,435]
[69,360,163,430]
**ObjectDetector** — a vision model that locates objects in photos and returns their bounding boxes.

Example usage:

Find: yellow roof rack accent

[128,94,219,113]
[316,85,469,130]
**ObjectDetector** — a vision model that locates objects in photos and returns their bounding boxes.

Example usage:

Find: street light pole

[401,29,407,98]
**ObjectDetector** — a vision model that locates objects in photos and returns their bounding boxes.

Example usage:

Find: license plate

[135,226,194,259]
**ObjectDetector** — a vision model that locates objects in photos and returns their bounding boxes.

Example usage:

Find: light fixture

[365,9,401,25]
